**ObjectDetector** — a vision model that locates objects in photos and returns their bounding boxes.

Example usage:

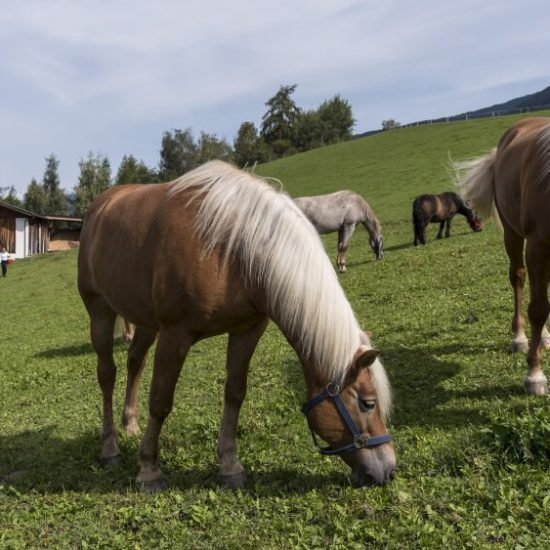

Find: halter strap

[302,383,392,455]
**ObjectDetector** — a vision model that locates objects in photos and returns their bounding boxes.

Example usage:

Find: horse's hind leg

[524,237,550,395]
[136,326,193,492]
[337,223,356,272]
[85,296,120,465]
[503,226,529,352]
[444,217,453,238]
[436,221,445,239]
[122,326,157,437]
[217,318,268,489]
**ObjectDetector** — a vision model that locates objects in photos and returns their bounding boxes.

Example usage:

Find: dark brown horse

[412,191,481,245]
[78,161,395,491]
[455,117,550,395]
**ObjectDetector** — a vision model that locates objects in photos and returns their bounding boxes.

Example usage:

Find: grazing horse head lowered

[294,190,384,272]
[412,191,481,246]
[78,161,395,491]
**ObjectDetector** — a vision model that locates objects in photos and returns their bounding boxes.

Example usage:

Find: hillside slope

[257,111,550,229]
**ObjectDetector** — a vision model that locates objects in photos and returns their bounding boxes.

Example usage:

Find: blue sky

[2,0,549,195]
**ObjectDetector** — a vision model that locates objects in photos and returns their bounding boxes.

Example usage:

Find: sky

[2,0,549,196]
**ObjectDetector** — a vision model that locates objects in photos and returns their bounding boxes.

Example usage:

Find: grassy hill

[258,112,543,218]
[1,112,550,548]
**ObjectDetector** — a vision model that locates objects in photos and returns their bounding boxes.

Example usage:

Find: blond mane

[168,161,391,418]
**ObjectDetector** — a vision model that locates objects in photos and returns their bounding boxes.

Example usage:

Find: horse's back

[79,184,169,288]
[494,117,550,238]
[295,190,369,232]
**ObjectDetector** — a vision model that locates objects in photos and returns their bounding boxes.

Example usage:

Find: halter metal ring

[325,382,340,397]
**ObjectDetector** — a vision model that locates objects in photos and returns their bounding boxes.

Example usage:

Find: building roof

[0,199,82,223]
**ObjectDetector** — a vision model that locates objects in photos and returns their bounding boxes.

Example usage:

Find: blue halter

[302,383,392,455]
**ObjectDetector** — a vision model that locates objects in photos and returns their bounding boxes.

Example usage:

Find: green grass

[2,113,550,548]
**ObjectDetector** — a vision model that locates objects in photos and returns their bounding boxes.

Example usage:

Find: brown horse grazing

[78,161,395,491]
[455,117,550,395]
[412,192,481,246]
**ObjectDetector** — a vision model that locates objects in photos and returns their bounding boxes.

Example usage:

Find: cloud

[1,0,549,193]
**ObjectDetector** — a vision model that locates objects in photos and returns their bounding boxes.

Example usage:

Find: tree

[233,122,272,167]
[260,84,301,146]
[115,155,157,185]
[158,128,197,181]
[74,152,112,216]
[0,186,23,208]
[293,110,323,152]
[196,132,233,165]
[24,178,48,214]
[382,119,401,130]
[42,154,68,215]
[317,95,355,144]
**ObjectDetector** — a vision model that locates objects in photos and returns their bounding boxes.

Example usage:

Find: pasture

[2,114,550,548]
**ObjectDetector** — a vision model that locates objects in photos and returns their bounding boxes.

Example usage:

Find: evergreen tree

[260,84,301,146]
[42,154,68,215]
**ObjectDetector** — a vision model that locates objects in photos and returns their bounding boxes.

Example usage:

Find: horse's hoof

[99,454,121,467]
[138,476,168,493]
[523,375,549,396]
[511,339,529,353]
[219,471,247,490]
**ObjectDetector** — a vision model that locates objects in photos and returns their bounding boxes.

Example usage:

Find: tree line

[0,84,355,217]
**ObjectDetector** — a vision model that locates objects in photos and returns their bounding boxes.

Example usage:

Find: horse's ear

[352,348,380,373]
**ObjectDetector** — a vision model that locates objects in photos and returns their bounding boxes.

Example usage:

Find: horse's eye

[359,397,376,412]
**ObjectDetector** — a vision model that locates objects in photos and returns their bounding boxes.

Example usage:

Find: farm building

[0,200,82,259]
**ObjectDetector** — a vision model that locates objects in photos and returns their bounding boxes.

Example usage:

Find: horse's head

[302,348,396,487]
[370,235,384,260]
[468,214,482,232]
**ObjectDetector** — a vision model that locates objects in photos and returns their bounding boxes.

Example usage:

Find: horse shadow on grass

[34,340,129,359]
[0,425,346,496]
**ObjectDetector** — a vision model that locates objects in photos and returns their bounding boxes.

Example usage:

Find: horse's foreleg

[503,226,529,352]
[217,319,268,489]
[524,238,550,395]
[136,326,193,491]
[337,224,356,272]
[87,298,119,465]
[122,326,157,437]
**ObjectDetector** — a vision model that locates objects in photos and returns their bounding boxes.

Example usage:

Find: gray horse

[295,190,384,272]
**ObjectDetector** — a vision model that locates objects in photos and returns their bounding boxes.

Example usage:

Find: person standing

[1,247,9,277]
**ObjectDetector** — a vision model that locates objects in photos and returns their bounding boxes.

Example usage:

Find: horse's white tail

[452,149,500,224]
